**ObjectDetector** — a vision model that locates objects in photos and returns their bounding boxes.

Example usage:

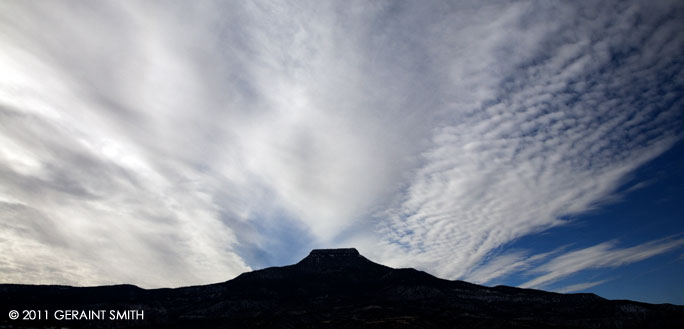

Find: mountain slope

[2,248,683,328]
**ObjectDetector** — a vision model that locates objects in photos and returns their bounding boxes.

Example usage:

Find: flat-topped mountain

[310,248,360,255]
[293,248,390,273]
[2,248,683,328]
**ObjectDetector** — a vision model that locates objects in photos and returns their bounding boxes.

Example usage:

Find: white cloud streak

[370,0,684,281]
[461,236,684,291]
[464,248,562,285]
[0,0,683,288]
[0,0,434,286]
[556,280,611,294]
[521,238,684,289]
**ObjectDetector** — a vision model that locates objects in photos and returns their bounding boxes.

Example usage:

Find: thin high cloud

[464,249,563,285]
[0,0,683,289]
[556,280,611,294]
[0,1,433,286]
[462,237,684,290]
[370,0,684,281]
[521,237,684,289]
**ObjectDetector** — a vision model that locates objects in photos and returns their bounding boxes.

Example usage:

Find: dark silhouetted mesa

[2,248,683,328]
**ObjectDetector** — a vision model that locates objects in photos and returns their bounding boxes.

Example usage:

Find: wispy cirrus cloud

[521,237,684,289]
[556,280,611,294]
[0,0,436,286]
[369,0,684,281]
[461,236,684,291]
[0,0,683,290]
[463,249,561,285]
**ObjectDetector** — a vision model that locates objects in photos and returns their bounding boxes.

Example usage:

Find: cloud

[464,248,563,285]
[462,236,684,291]
[0,1,437,286]
[0,0,683,288]
[370,0,684,280]
[521,237,684,289]
[556,279,611,294]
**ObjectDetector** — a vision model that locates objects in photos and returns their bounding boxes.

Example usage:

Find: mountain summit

[298,248,365,267]
[2,248,683,328]
[294,248,390,274]
[309,247,360,255]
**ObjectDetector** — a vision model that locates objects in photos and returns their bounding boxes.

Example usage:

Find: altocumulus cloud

[0,0,683,288]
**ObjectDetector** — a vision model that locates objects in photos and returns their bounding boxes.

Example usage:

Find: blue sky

[0,1,683,304]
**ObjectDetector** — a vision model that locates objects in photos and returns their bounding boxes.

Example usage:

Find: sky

[0,0,683,304]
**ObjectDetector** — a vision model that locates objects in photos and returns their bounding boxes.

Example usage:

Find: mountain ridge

[1,248,683,328]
